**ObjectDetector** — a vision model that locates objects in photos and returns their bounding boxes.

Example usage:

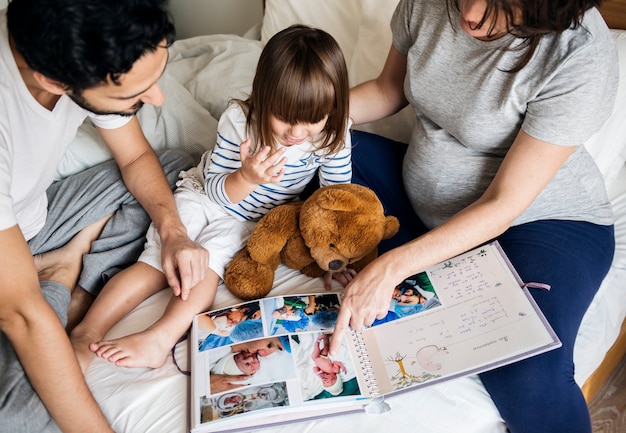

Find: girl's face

[269,115,329,147]
[458,0,516,40]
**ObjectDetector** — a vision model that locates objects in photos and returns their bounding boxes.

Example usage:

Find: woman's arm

[330,130,576,354]
[349,45,409,125]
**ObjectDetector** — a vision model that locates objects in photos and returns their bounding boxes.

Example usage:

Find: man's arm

[0,226,113,433]
[97,117,208,300]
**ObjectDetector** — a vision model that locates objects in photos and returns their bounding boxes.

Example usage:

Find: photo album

[188,241,561,432]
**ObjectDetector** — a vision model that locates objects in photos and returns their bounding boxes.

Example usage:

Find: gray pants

[28,149,194,295]
[0,149,193,433]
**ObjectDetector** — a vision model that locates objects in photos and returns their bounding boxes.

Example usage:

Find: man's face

[70,41,169,116]
[234,351,260,375]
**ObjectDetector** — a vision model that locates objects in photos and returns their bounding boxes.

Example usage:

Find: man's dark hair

[7,0,175,93]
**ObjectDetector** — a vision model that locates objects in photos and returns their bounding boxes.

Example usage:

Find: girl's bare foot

[90,328,174,369]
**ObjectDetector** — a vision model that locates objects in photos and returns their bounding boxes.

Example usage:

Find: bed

[62,1,626,432]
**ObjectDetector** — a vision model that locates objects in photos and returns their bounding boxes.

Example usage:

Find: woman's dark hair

[236,24,350,155]
[7,0,175,93]
[448,0,602,71]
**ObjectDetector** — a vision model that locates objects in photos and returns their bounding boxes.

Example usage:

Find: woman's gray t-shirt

[392,0,618,229]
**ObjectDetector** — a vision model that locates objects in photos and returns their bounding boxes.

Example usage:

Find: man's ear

[32,71,68,95]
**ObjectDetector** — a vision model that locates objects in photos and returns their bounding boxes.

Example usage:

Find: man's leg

[28,149,194,329]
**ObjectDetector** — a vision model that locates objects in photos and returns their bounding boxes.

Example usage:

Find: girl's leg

[350,130,428,252]
[70,262,167,372]
[480,220,614,433]
[90,269,220,369]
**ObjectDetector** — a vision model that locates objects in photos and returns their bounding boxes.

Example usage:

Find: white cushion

[261,0,362,67]
[349,0,414,143]
[583,29,626,187]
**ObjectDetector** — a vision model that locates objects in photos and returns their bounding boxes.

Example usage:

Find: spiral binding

[350,329,381,396]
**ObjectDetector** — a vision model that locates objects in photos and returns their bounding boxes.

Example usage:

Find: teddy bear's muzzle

[328,259,345,271]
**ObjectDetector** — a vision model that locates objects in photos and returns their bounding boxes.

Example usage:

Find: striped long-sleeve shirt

[200,103,352,222]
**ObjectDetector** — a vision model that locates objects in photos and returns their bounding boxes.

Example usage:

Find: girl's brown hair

[448,0,602,72]
[235,24,349,155]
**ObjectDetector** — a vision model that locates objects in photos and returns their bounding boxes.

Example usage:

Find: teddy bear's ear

[315,188,361,212]
[382,215,400,239]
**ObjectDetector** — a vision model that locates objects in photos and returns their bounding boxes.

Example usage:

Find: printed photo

[196,301,263,351]
[290,332,361,401]
[263,294,341,336]
[372,272,442,326]
[205,336,296,396]
[200,382,289,423]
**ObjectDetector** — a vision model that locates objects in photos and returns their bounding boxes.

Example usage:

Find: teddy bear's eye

[329,243,335,249]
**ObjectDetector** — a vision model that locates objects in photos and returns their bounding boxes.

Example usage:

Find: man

[0,0,209,431]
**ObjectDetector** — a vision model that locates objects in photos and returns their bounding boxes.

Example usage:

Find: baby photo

[290,332,361,401]
[200,382,289,423]
[196,301,263,351]
[205,336,296,396]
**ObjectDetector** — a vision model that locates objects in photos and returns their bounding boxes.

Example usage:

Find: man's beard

[68,93,144,117]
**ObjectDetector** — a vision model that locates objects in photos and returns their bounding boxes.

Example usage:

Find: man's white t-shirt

[0,9,130,240]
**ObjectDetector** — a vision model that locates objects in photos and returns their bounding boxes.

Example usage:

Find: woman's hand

[329,256,399,355]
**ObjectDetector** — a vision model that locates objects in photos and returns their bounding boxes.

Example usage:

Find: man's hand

[209,374,250,394]
[160,228,209,301]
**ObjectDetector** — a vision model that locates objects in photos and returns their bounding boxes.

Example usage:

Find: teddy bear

[223,183,400,300]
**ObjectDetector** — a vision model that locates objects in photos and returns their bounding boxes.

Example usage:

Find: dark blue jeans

[350,130,615,433]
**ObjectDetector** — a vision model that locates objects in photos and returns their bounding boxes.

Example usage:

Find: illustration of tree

[387,352,408,378]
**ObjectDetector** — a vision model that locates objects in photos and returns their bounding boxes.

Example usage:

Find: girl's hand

[239,139,287,185]
[323,268,357,290]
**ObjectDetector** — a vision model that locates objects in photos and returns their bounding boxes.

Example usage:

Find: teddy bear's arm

[246,201,303,266]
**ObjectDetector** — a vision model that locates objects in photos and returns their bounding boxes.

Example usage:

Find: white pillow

[55,71,218,180]
[261,0,362,67]
[262,0,414,143]
[349,0,414,143]
[166,34,262,120]
[583,29,626,188]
